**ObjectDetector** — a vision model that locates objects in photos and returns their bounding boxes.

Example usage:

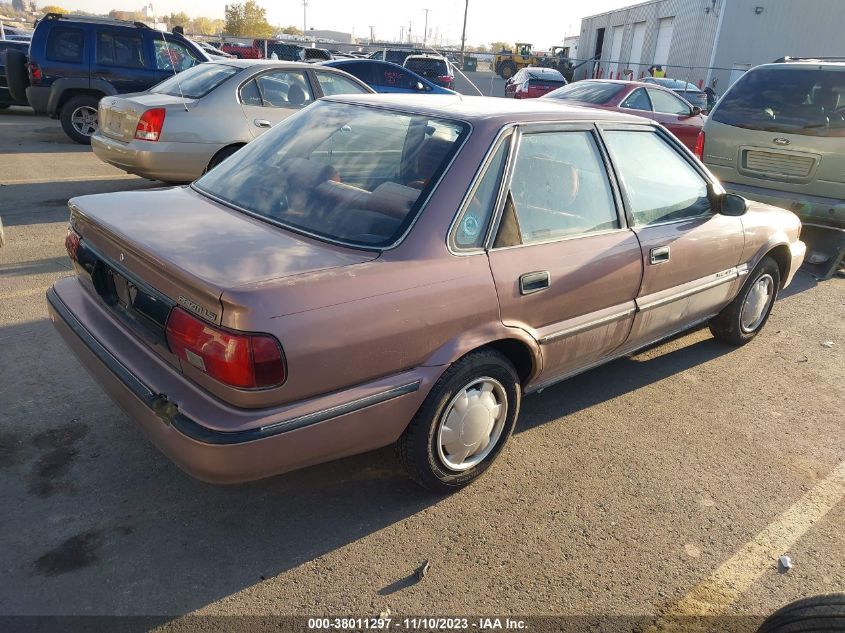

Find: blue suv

[19,13,209,143]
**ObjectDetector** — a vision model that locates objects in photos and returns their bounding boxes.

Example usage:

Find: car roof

[522,67,565,75]
[321,93,651,125]
[215,59,317,70]
[756,61,845,70]
[405,54,447,61]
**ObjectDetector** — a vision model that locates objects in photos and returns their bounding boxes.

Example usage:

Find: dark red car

[505,67,568,99]
[543,79,705,151]
[220,42,263,59]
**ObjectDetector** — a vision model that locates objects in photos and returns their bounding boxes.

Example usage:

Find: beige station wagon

[49,95,806,492]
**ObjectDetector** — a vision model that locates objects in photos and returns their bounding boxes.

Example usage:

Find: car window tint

[453,137,510,250]
[603,130,711,225]
[711,67,845,137]
[648,88,690,115]
[315,72,368,96]
[96,31,147,68]
[153,39,198,72]
[374,65,418,90]
[508,131,619,244]
[254,70,313,108]
[46,26,84,63]
[239,78,263,105]
[336,62,373,85]
[195,101,468,249]
[621,88,652,111]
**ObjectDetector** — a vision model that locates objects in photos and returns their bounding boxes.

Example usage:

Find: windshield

[711,67,845,137]
[194,101,469,249]
[544,81,624,103]
[151,63,238,99]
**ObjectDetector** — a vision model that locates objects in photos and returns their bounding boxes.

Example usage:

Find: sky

[53,0,635,47]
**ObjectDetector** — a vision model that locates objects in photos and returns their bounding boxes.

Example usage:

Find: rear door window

[335,62,374,85]
[96,31,147,68]
[254,70,313,108]
[503,131,619,244]
[711,67,845,137]
[621,88,652,111]
[314,71,369,96]
[46,26,84,63]
[153,39,199,72]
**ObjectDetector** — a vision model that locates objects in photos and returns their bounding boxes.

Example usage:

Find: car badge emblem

[119,252,125,262]
[773,137,790,145]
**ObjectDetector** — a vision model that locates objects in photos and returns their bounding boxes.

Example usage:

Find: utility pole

[302,0,308,34]
[369,25,375,43]
[422,8,430,47]
[399,25,404,43]
[408,21,412,44]
[460,0,468,65]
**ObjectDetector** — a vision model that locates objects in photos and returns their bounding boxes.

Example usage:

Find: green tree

[490,41,512,54]
[193,16,222,35]
[224,0,273,37]
[279,25,301,35]
[41,5,68,14]
[168,11,190,29]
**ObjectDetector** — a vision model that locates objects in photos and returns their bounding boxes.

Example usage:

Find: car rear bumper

[91,133,218,183]
[47,277,438,483]
[720,179,845,230]
[25,85,50,114]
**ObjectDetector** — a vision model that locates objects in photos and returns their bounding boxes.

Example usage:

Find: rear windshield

[151,63,238,99]
[544,81,624,103]
[527,69,566,82]
[711,67,845,137]
[405,57,448,77]
[194,101,469,249]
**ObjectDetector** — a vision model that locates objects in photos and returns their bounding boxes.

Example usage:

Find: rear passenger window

[239,79,263,106]
[452,136,510,250]
[46,27,84,63]
[97,31,147,68]
[314,72,368,96]
[255,70,313,108]
[504,131,618,244]
[647,88,691,115]
[621,88,652,111]
[603,130,711,225]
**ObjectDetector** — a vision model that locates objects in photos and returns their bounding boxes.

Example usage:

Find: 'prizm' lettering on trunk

[177,295,217,321]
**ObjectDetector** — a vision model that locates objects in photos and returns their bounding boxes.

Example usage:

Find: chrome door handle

[253,119,271,128]
[650,246,670,265]
[519,271,550,295]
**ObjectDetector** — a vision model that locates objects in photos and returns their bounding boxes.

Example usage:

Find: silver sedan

[91,60,373,183]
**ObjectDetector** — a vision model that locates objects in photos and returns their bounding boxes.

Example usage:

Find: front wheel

[397,350,520,492]
[709,256,780,346]
[499,62,516,79]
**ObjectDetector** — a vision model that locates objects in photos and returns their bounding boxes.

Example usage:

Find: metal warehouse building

[574,0,843,91]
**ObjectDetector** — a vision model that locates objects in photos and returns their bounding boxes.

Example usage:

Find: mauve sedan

[504,67,568,99]
[91,60,372,183]
[48,95,804,492]
[543,79,705,151]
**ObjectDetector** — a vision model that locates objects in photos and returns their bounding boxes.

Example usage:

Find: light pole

[302,0,307,35]
[460,0,468,65]
[422,8,430,47]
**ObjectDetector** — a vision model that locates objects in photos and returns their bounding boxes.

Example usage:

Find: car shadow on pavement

[0,179,165,228]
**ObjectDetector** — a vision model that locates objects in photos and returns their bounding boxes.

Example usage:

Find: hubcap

[436,377,507,472]
[71,106,98,137]
[740,273,774,332]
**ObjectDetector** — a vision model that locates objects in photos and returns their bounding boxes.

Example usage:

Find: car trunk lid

[98,93,197,142]
[69,186,378,332]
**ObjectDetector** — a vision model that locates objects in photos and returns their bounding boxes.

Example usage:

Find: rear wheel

[205,144,244,173]
[709,256,780,346]
[757,594,845,632]
[60,95,101,144]
[397,350,520,492]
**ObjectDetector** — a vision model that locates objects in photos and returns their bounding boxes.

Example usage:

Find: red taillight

[135,108,166,141]
[438,75,453,83]
[65,227,81,262]
[28,61,42,83]
[694,130,705,160]
[165,307,286,389]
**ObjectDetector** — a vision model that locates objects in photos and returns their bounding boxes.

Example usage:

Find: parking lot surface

[0,107,843,628]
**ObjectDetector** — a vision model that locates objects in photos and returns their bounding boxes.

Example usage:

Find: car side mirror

[415,81,425,91]
[691,106,702,116]
[720,193,748,216]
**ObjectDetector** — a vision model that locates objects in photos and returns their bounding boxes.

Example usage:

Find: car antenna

[156,12,189,112]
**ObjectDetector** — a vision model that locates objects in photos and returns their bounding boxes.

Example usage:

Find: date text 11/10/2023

[307,617,528,630]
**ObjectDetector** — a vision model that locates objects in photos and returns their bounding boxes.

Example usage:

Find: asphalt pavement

[0,107,843,629]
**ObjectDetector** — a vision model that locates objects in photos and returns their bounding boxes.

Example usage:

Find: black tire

[205,144,244,173]
[59,95,101,145]
[499,61,516,79]
[757,594,845,633]
[397,349,521,493]
[709,255,780,346]
[5,49,29,104]
[0,104,9,109]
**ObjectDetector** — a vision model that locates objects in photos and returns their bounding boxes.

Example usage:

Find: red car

[542,79,705,151]
[504,67,568,99]
[219,42,263,59]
